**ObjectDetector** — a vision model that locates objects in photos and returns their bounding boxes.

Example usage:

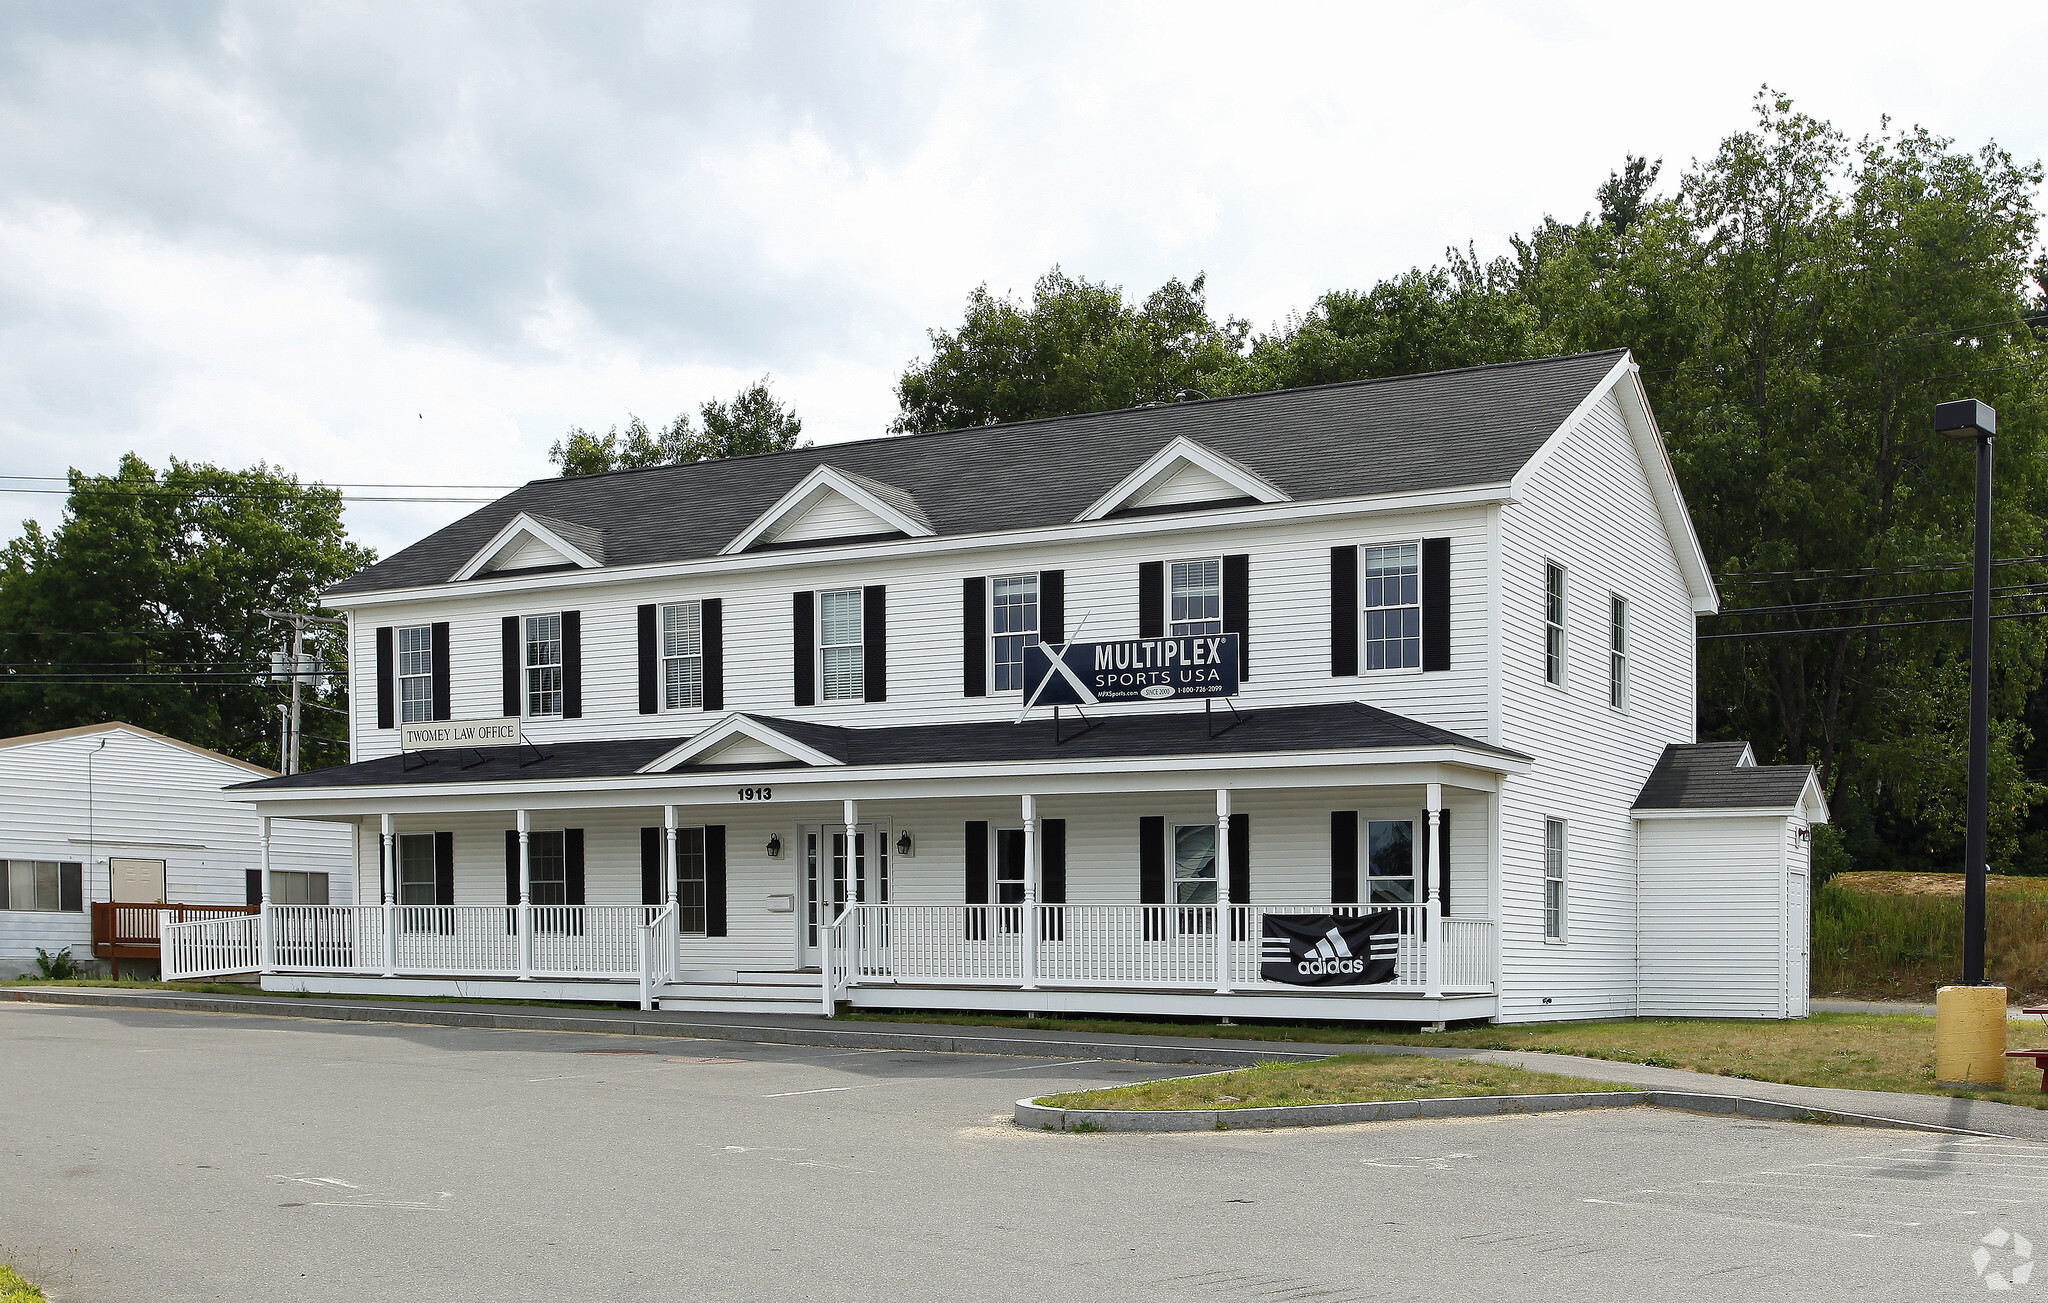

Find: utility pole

[260,609,345,776]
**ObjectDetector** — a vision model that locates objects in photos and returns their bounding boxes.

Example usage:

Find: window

[1608,595,1628,710]
[818,588,864,702]
[271,871,330,906]
[1172,824,1217,933]
[1544,563,1566,686]
[676,827,707,935]
[995,828,1027,933]
[525,614,563,716]
[1367,820,1415,904]
[990,574,1039,692]
[0,860,79,912]
[528,830,567,906]
[1544,819,1566,940]
[1363,544,1421,671]
[662,601,704,711]
[1170,559,1223,636]
[397,834,438,905]
[397,625,434,723]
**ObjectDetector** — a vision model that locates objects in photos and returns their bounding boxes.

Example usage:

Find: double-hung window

[1170,559,1223,636]
[1363,544,1422,670]
[662,601,704,711]
[528,830,567,907]
[818,588,864,702]
[525,614,563,717]
[990,574,1039,692]
[1544,819,1567,941]
[396,834,438,906]
[1367,819,1415,904]
[1544,563,1566,686]
[396,625,434,724]
[1608,595,1628,710]
[676,827,707,935]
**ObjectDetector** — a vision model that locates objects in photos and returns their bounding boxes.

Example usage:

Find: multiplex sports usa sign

[1259,912,1400,986]
[1021,634,1240,707]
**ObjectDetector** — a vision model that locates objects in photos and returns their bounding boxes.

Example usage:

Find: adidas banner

[1259,912,1399,986]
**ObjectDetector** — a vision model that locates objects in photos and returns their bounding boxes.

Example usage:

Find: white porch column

[1214,789,1233,995]
[380,813,397,978]
[663,804,679,908]
[516,809,533,980]
[258,815,275,975]
[1423,783,1443,1001]
[1021,794,1039,991]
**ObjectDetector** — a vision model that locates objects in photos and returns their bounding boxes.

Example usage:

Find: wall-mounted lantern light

[895,830,915,859]
[765,833,783,859]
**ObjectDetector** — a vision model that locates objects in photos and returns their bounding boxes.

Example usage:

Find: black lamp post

[1936,397,1998,985]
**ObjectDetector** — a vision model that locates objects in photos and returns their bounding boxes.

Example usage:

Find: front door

[110,857,166,904]
[800,824,890,968]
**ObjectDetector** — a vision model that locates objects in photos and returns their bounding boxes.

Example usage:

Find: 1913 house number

[737,786,773,802]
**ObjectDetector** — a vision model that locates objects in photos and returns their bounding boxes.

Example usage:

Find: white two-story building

[175,350,1826,1024]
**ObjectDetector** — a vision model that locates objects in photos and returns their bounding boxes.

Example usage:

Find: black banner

[1259,911,1400,986]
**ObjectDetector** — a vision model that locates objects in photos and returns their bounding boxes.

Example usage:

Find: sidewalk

[14,984,2048,1138]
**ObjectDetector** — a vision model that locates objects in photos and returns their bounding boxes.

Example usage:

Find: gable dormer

[451,512,607,581]
[640,714,845,772]
[1075,435,1290,522]
[721,465,935,555]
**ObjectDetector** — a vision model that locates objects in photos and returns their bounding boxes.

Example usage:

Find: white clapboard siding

[0,725,355,977]
[348,503,1498,760]
[1637,816,1790,1018]
[1495,391,1697,1023]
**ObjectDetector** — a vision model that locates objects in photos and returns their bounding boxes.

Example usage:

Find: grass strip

[1,977,629,1012]
[1,1265,47,1303]
[1038,1053,1633,1111]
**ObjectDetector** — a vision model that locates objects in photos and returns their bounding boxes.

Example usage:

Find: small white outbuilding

[1633,741,1831,1020]
[0,722,355,979]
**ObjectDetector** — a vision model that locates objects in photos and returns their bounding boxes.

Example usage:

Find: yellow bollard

[1935,985,2009,1087]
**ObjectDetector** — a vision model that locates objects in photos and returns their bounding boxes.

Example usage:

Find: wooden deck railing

[92,902,258,960]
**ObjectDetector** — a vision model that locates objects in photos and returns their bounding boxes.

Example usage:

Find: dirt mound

[1833,871,2048,898]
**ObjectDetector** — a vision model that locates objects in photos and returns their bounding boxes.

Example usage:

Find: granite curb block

[1015,1089,2012,1135]
[4,987,1330,1066]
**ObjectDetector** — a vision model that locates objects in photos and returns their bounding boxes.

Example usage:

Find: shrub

[32,948,84,981]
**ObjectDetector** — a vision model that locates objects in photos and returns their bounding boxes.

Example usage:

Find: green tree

[0,455,373,770]
[549,378,805,476]
[890,268,1249,432]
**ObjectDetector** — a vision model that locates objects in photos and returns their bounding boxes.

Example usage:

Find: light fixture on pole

[1932,397,2005,1086]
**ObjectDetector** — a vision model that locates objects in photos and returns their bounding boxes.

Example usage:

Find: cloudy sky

[2,0,2042,557]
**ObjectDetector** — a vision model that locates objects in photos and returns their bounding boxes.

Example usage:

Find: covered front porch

[193,706,1524,1024]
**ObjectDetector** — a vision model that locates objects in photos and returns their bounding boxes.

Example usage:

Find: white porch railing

[639,903,677,1011]
[161,910,263,980]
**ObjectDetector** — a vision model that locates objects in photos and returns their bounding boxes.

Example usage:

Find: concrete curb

[4,987,1329,1066]
[1015,1089,2011,1135]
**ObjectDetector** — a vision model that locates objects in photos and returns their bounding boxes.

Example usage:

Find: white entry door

[110,857,166,904]
[1787,870,1811,1018]
[798,824,890,968]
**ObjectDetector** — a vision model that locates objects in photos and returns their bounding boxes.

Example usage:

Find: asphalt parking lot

[5,1002,2047,1302]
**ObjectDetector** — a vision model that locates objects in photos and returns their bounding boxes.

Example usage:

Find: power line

[1700,609,2048,640]
[1709,582,2048,620]
[0,475,521,490]
[0,486,496,504]
[1718,555,2048,585]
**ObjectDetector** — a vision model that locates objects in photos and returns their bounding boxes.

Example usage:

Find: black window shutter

[245,869,261,907]
[702,599,725,711]
[504,830,520,905]
[705,824,728,937]
[1436,810,1451,915]
[1041,818,1067,903]
[962,577,987,697]
[863,585,887,702]
[1331,810,1358,904]
[433,830,454,907]
[1229,813,1250,904]
[1330,546,1359,676]
[565,828,585,906]
[1222,553,1250,679]
[793,592,815,706]
[637,605,658,714]
[1137,561,1165,638]
[640,827,661,906]
[965,820,988,941]
[430,623,451,722]
[375,626,395,730]
[1422,536,1451,672]
[501,617,520,716]
[1139,815,1166,940]
[1041,570,1065,644]
[562,611,582,719]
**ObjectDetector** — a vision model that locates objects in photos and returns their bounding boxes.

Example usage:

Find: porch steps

[655,969,822,1015]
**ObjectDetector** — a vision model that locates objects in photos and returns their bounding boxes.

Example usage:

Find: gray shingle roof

[330,350,1627,596]
[230,701,1529,792]
[523,512,608,566]
[1632,742,1817,811]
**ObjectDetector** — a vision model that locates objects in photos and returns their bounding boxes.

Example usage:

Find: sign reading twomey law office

[399,717,523,751]
[1022,634,1240,707]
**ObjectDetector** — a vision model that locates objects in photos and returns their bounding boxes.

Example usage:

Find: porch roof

[231,701,1529,793]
